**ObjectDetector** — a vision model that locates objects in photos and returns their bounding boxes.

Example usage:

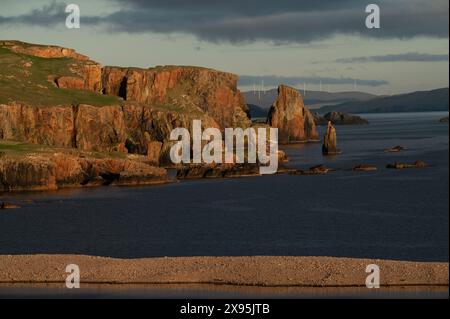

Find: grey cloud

[0,0,448,43]
[0,1,67,26]
[238,75,388,87]
[336,52,450,63]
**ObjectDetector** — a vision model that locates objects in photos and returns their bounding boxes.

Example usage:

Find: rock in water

[0,202,20,209]
[353,164,378,172]
[301,164,330,175]
[384,145,408,153]
[267,85,319,144]
[386,161,428,169]
[322,121,340,155]
[323,112,369,125]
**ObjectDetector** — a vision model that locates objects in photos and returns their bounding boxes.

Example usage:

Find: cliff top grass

[0,46,120,107]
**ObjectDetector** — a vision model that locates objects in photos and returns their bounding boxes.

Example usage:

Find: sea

[0,112,448,262]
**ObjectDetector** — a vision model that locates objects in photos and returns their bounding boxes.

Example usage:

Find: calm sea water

[0,112,448,262]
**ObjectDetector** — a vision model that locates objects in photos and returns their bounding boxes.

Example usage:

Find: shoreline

[0,255,448,288]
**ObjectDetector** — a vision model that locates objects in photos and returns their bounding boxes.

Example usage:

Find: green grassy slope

[0,47,120,107]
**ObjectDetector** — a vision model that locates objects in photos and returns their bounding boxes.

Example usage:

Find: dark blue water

[0,112,448,262]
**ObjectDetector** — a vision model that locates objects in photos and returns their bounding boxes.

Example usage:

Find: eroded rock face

[102,66,251,130]
[322,121,340,156]
[122,102,221,165]
[55,62,102,92]
[0,101,223,160]
[74,104,127,153]
[0,154,168,192]
[0,103,74,147]
[267,85,319,144]
[147,141,163,166]
[0,103,126,153]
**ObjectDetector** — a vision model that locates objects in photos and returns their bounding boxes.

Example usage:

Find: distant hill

[319,88,449,114]
[243,89,377,119]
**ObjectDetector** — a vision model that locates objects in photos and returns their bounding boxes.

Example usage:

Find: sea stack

[322,121,340,155]
[267,85,319,144]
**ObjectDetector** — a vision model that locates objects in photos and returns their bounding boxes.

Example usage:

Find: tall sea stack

[267,85,319,144]
[322,121,340,155]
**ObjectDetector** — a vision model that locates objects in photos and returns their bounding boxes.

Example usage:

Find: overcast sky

[0,0,448,94]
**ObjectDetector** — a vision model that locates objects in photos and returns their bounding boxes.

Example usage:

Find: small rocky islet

[314,112,369,126]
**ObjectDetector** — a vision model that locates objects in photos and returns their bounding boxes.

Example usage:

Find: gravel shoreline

[0,255,448,287]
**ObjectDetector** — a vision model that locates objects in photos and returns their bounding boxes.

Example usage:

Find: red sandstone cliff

[267,85,319,144]
[102,66,251,129]
[0,41,254,167]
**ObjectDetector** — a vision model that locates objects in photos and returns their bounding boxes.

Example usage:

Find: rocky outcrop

[0,41,90,60]
[267,85,319,144]
[0,202,20,209]
[0,103,74,147]
[384,145,408,153]
[386,161,428,169]
[315,112,369,125]
[73,104,127,152]
[0,153,168,192]
[288,164,331,175]
[0,103,126,153]
[121,102,220,165]
[353,164,378,172]
[0,41,102,92]
[313,113,328,126]
[0,101,223,162]
[147,141,163,166]
[0,40,255,169]
[102,66,251,130]
[176,163,260,179]
[322,121,340,156]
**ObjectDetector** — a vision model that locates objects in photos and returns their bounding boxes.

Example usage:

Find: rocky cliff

[102,66,251,130]
[267,85,319,144]
[0,102,220,161]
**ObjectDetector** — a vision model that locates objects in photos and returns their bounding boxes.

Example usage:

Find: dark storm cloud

[335,52,450,63]
[239,75,388,87]
[0,0,448,43]
[0,1,67,26]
